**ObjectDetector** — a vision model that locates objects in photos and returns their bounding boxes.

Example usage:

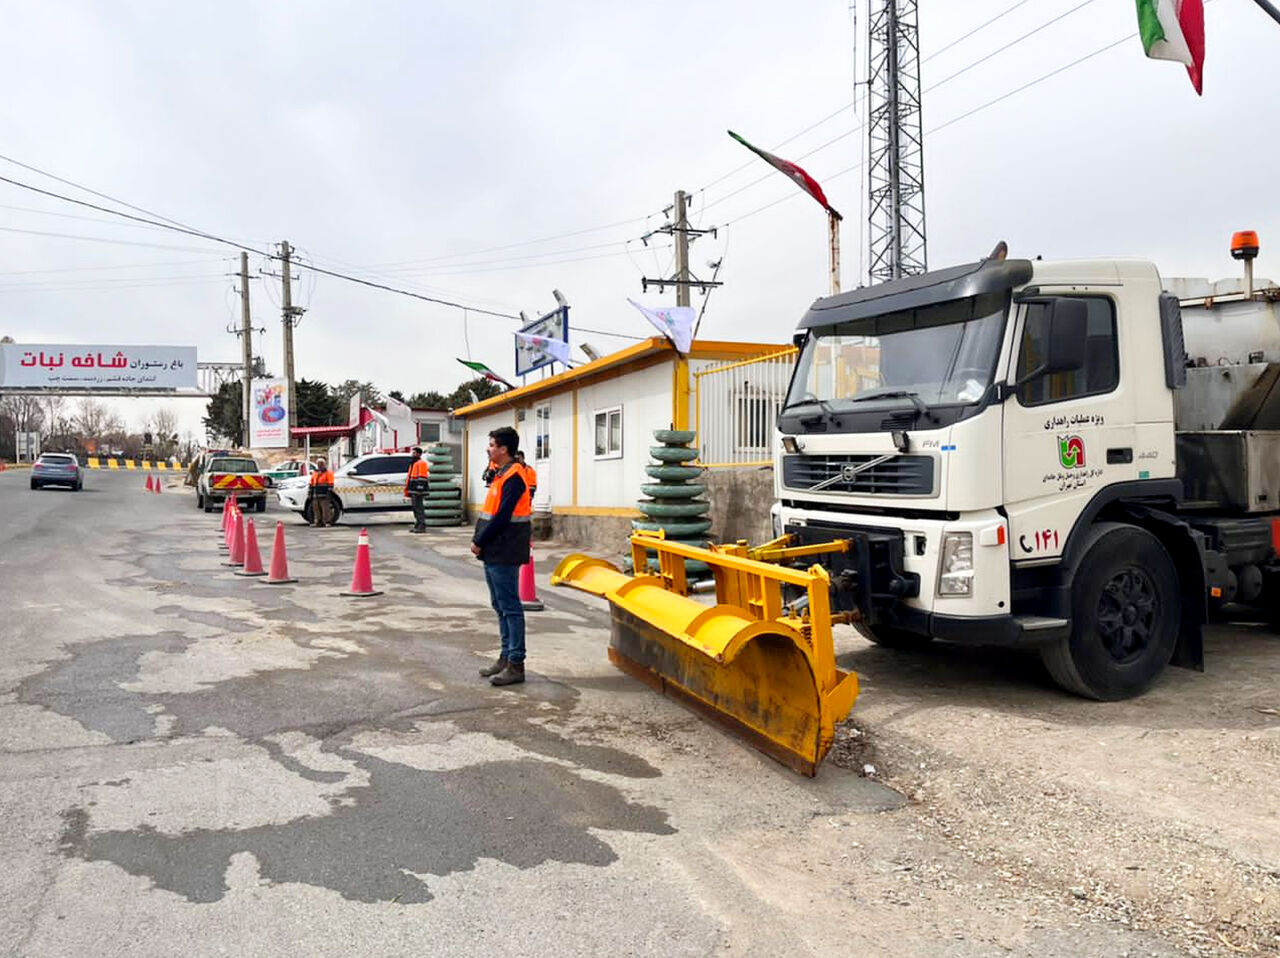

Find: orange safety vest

[310,469,334,492]
[519,462,537,496]
[405,458,430,494]
[479,461,532,522]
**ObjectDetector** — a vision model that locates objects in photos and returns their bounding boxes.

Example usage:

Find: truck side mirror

[1015,297,1087,386]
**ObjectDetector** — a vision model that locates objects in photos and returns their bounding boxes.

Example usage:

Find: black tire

[328,496,343,524]
[30,480,39,490]
[197,492,205,510]
[203,494,214,513]
[302,500,314,525]
[255,497,267,513]
[1040,523,1180,701]
[862,625,934,651]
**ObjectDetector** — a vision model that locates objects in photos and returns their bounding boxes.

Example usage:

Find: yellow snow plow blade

[551,532,859,776]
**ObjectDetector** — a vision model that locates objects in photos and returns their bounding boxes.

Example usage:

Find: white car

[276,452,418,524]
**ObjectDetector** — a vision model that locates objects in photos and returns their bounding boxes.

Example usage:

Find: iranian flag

[1136,0,1205,94]
[456,358,514,390]
[727,130,841,219]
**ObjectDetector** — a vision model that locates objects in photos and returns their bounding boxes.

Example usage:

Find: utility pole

[279,240,302,432]
[867,0,927,283]
[641,190,723,305]
[673,190,691,308]
[239,252,253,443]
[641,190,723,434]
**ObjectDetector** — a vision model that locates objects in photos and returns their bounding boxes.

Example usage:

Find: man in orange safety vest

[405,446,430,533]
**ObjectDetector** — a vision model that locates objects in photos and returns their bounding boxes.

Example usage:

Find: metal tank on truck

[553,234,1280,775]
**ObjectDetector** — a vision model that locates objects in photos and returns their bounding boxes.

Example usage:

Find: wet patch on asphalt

[18,633,197,742]
[154,605,257,634]
[60,750,674,904]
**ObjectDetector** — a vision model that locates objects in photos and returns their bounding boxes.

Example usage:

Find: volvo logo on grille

[840,463,860,482]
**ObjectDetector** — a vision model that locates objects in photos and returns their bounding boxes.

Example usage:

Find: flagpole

[1251,0,1280,26]
[828,210,842,295]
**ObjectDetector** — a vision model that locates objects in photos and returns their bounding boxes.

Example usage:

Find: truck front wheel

[1041,524,1179,701]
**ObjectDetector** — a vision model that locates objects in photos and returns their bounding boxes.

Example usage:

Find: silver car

[30,453,83,491]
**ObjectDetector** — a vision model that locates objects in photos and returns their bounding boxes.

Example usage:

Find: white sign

[515,306,569,377]
[249,378,289,448]
[0,344,198,390]
[383,396,416,450]
[17,431,39,461]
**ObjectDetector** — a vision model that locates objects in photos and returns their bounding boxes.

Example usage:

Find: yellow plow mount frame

[551,531,859,776]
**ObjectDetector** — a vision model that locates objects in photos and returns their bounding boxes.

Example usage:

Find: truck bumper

[886,606,1069,649]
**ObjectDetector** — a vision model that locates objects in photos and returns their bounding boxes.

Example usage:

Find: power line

[922,0,1038,63]
[0,172,520,319]
[926,26,1136,136]
[0,224,226,253]
[0,277,230,293]
[0,257,225,276]
[355,214,656,270]
[403,244,674,279]
[924,0,1100,93]
[0,152,200,231]
[698,0,1102,215]
[372,237,633,274]
[719,19,1147,231]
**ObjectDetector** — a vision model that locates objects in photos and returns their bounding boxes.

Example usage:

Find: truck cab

[774,254,1277,700]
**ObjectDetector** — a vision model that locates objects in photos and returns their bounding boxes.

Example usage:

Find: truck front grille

[782,453,936,497]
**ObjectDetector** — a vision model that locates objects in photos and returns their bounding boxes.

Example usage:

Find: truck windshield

[785,291,1008,412]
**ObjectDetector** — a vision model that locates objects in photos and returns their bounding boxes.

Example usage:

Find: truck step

[1014,615,1070,632]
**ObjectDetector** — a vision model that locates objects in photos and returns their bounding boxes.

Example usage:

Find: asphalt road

[0,468,895,956]
[0,468,1208,956]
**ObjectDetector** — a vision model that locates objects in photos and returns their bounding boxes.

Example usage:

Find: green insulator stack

[421,443,465,526]
[630,429,711,576]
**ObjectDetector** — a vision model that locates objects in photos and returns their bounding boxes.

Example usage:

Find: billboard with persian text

[0,344,198,390]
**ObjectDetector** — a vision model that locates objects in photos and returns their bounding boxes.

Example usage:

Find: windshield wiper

[783,396,842,427]
[849,389,937,423]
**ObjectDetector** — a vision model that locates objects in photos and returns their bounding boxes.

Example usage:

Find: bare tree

[0,395,44,451]
[73,399,121,439]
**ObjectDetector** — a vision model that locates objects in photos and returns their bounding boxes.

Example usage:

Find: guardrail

[693,346,797,468]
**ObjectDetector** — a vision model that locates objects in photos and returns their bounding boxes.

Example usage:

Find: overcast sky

[3,0,1277,437]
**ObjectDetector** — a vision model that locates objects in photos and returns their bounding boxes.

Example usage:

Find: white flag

[515,331,572,367]
[628,299,696,354]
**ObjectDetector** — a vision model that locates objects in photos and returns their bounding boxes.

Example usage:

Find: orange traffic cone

[144,474,154,493]
[236,518,266,576]
[340,528,383,597]
[220,497,231,537]
[263,521,297,584]
[221,505,237,552]
[519,549,544,611]
[223,510,246,567]
[153,474,161,494]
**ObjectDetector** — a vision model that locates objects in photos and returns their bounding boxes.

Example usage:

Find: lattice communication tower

[866,0,927,283]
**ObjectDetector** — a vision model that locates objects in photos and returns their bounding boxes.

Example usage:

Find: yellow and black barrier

[85,458,189,471]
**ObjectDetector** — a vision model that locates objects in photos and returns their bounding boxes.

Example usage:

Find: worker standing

[472,427,531,686]
[405,446,430,533]
[309,459,335,527]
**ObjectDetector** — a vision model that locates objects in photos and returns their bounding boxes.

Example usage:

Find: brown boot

[478,656,508,678]
[490,662,525,686]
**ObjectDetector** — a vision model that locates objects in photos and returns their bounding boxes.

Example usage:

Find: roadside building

[451,337,791,547]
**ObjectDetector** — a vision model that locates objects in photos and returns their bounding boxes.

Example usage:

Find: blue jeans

[483,563,525,664]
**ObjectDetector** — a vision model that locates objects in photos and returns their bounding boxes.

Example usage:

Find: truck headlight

[937,532,973,597]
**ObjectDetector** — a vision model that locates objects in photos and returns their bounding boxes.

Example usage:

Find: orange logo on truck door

[213,475,264,491]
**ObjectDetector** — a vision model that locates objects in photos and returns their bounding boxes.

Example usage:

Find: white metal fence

[693,347,797,467]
